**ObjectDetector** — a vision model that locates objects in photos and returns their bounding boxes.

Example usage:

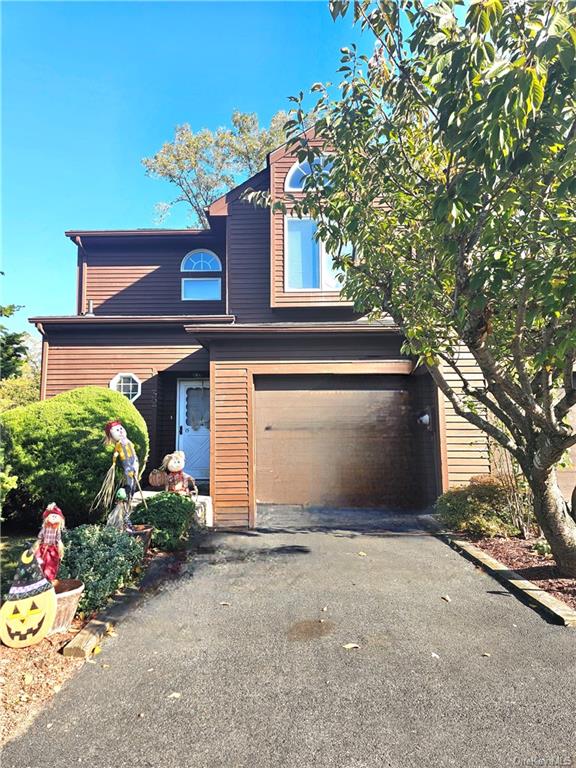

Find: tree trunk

[531,468,576,577]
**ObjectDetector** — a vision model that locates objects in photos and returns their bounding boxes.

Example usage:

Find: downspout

[36,322,49,401]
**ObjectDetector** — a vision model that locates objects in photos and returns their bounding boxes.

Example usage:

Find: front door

[176,379,210,480]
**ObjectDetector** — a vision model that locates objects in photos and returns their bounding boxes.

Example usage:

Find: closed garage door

[254,374,437,510]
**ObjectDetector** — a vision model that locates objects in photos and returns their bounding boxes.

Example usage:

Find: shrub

[1,386,149,527]
[435,476,520,538]
[531,539,553,557]
[132,492,197,551]
[59,525,143,614]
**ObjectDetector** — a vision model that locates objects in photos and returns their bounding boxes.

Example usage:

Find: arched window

[181,249,222,301]
[181,251,222,272]
[284,157,333,191]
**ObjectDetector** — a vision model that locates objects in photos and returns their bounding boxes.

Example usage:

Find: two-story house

[31,139,494,528]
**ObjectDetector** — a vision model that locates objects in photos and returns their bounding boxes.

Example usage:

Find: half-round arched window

[181,249,222,301]
[181,250,222,272]
[284,157,333,192]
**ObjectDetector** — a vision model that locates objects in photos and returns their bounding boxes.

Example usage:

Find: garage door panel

[254,374,430,509]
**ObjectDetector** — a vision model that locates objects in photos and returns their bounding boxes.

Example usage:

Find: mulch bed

[0,623,85,746]
[472,536,576,612]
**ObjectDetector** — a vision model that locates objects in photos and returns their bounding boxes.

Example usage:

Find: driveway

[4,509,576,768]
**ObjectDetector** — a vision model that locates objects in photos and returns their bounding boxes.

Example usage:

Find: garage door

[254,374,434,510]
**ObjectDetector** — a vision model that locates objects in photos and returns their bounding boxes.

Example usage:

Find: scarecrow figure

[149,451,197,497]
[33,503,65,582]
[92,420,146,513]
[106,488,135,532]
[105,420,139,499]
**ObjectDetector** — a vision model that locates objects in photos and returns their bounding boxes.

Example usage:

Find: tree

[143,109,288,227]
[251,0,576,574]
[0,294,28,380]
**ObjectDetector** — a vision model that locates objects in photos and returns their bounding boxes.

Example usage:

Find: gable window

[109,372,141,402]
[285,217,344,292]
[285,157,333,192]
[181,250,222,301]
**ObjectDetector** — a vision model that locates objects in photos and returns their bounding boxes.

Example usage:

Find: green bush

[531,538,552,557]
[132,492,197,551]
[435,475,519,538]
[1,386,149,527]
[59,524,143,614]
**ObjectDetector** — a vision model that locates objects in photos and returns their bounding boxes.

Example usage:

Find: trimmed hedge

[435,475,519,538]
[59,525,143,614]
[1,386,149,527]
[132,492,197,551]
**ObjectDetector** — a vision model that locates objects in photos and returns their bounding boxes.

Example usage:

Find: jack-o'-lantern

[0,548,56,648]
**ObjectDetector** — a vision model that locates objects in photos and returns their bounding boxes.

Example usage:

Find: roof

[65,229,208,239]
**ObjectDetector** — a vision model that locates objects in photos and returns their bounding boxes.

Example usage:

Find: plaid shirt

[38,525,61,546]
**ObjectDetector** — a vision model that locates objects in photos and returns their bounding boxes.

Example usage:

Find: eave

[30,315,236,332]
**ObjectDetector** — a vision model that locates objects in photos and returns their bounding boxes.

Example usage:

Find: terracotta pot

[128,525,153,557]
[50,579,85,634]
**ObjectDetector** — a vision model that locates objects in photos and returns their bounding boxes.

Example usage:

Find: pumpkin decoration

[0,548,57,648]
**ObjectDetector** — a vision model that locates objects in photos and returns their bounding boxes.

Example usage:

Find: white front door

[176,379,210,480]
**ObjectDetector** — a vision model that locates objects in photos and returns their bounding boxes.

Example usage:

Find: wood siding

[440,349,491,487]
[80,236,225,317]
[208,333,441,526]
[269,145,352,309]
[43,329,208,469]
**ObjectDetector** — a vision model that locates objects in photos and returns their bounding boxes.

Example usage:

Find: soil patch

[472,536,576,612]
[0,624,84,746]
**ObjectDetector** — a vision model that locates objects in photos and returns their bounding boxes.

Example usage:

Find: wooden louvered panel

[441,348,491,488]
[211,363,252,527]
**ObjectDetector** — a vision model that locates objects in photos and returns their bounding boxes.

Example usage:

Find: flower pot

[128,525,153,557]
[49,579,85,634]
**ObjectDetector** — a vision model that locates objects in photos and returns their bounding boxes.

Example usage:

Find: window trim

[285,160,311,192]
[109,372,142,403]
[180,249,222,272]
[181,277,222,302]
[284,215,342,293]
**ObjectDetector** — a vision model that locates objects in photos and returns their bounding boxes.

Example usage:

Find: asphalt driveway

[4,508,576,768]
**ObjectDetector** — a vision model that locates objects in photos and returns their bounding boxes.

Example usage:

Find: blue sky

[2,0,366,336]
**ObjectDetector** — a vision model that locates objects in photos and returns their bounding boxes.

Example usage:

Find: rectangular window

[285,217,343,292]
[182,278,221,301]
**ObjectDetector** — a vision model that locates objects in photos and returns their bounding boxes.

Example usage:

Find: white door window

[177,380,210,480]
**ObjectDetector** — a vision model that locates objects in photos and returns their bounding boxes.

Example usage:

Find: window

[181,249,222,301]
[285,217,345,291]
[285,157,333,191]
[109,372,141,402]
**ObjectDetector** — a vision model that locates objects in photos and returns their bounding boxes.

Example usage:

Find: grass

[1,532,36,597]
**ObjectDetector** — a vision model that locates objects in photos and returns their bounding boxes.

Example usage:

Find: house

[31,140,495,528]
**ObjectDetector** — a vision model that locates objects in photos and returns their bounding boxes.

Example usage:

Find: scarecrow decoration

[32,502,65,582]
[0,548,57,648]
[106,488,135,533]
[149,451,198,498]
[92,420,146,513]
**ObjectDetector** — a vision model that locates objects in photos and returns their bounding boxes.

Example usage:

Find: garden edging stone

[445,535,576,627]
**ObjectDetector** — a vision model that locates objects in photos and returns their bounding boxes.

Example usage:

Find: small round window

[109,372,141,403]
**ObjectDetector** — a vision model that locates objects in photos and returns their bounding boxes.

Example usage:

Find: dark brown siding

[226,170,358,322]
[44,328,209,470]
[82,236,226,316]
